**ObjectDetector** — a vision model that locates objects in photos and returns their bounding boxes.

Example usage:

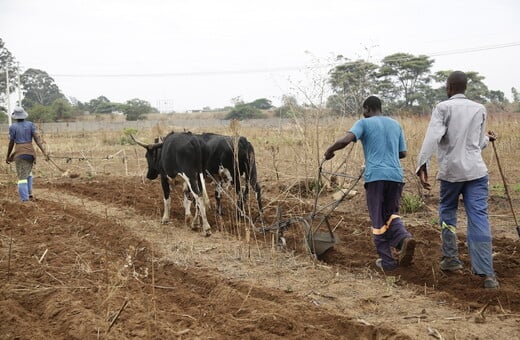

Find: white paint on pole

[6,68,12,126]
[17,63,21,106]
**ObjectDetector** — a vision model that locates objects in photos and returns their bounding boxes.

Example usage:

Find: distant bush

[225,104,267,120]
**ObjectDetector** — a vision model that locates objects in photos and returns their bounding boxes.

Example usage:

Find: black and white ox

[197,133,263,220]
[131,132,212,236]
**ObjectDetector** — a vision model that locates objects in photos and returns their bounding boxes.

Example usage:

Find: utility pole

[17,62,21,106]
[6,68,12,126]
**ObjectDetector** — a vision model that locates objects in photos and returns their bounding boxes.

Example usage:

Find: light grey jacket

[416,94,490,182]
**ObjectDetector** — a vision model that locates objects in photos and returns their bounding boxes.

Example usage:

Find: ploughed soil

[1,172,519,339]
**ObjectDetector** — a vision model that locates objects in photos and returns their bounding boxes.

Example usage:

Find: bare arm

[324,132,356,160]
[6,140,15,163]
[33,131,49,160]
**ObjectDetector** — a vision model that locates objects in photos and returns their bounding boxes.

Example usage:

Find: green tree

[122,98,155,121]
[21,68,65,108]
[249,98,273,110]
[512,87,520,102]
[276,95,302,118]
[378,53,434,107]
[328,58,379,115]
[465,71,490,103]
[225,103,266,120]
[86,96,113,113]
[0,38,20,104]
[51,98,73,120]
[488,90,507,104]
[28,103,56,122]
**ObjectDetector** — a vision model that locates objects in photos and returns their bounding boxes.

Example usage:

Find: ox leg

[162,197,171,224]
[234,169,245,218]
[216,165,232,215]
[195,195,211,236]
[180,173,211,236]
[254,182,264,223]
[161,176,171,224]
[182,184,195,229]
[215,183,223,216]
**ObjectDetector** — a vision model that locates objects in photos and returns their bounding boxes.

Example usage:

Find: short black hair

[362,96,382,111]
[447,71,467,92]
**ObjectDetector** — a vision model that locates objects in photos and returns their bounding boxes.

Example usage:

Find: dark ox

[197,133,263,219]
[132,132,212,236]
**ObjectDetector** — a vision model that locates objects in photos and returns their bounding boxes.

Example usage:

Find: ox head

[131,134,163,180]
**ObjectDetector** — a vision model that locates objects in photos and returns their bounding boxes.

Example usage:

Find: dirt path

[1,176,519,339]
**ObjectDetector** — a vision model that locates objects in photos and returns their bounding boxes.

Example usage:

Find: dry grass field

[1,112,519,339]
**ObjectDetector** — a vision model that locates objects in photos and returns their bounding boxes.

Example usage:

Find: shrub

[225,104,266,120]
[400,193,424,213]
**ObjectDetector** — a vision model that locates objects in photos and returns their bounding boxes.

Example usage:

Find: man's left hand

[417,164,431,190]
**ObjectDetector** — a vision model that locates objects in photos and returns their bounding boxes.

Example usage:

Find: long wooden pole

[491,140,520,238]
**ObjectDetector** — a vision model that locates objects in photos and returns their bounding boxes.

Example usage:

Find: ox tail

[199,173,210,209]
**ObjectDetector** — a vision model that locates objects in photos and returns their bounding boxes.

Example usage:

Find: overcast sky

[1,0,519,112]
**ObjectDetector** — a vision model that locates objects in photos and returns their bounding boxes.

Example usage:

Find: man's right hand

[324,150,335,160]
[487,130,497,142]
[417,164,431,190]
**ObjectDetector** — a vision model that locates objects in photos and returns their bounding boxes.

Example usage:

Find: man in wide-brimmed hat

[5,107,49,201]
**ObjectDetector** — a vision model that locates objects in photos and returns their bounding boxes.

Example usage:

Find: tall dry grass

[1,112,518,208]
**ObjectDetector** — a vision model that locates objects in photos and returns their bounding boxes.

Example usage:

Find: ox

[132,132,212,236]
[197,133,263,220]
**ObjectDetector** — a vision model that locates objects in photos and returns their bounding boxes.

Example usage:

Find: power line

[50,41,520,78]
[52,66,304,78]
[382,41,520,62]
[429,41,520,57]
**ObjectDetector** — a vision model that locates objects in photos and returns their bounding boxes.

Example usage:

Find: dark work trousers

[365,180,411,270]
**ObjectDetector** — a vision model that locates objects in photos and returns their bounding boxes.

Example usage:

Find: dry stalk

[427,327,444,339]
[151,243,156,321]
[38,249,48,263]
[237,284,253,313]
[474,300,493,323]
[107,298,129,333]
[496,297,506,314]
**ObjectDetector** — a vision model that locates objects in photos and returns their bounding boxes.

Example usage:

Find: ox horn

[130,134,163,150]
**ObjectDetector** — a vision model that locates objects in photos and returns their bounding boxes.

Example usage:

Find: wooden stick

[107,299,129,332]
[491,141,520,237]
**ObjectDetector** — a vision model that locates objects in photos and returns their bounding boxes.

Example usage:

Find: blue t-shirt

[349,116,406,183]
[9,121,36,144]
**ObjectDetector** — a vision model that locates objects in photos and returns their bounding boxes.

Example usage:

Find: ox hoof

[204,229,212,237]
[161,219,169,224]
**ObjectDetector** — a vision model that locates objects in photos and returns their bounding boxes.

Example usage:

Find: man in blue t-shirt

[324,96,415,271]
[5,107,49,201]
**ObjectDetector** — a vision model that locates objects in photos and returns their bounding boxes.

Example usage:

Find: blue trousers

[439,175,495,276]
[365,181,411,270]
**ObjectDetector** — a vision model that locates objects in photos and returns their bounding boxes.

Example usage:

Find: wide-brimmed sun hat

[11,107,28,119]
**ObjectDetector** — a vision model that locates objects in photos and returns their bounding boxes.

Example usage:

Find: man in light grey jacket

[416,70,498,289]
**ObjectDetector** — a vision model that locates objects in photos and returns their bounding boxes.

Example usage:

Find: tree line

[1,38,518,122]
[326,54,514,116]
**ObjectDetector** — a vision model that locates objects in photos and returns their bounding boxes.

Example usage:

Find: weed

[429,217,439,226]
[401,193,424,213]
